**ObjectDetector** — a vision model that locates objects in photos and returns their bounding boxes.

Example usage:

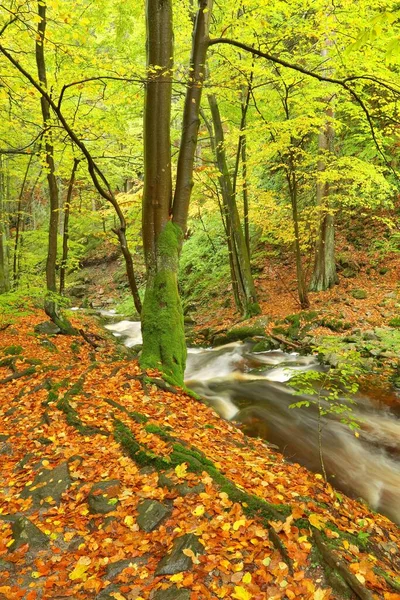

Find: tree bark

[0,156,10,294]
[141,0,214,385]
[208,93,260,317]
[35,1,75,333]
[310,92,338,291]
[60,158,80,295]
[12,155,33,288]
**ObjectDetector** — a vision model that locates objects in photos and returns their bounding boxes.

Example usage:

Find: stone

[342,268,356,278]
[351,289,367,300]
[39,338,58,352]
[9,516,49,551]
[105,555,148,579]
[176,483,205,497]
[155,533,204,576]
[34,321,61,335]
[153,586,191,600]
[363,330,379,341]
[88,480,120,514]
[137,500,171,532]
[0,440,13,456]
[68,284,88,298]
[20,461,71,507]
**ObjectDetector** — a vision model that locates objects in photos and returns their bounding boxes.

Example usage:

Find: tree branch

[208,38,398,177]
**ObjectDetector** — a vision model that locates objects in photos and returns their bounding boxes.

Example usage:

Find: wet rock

[105,555,148,579]
[39,338,58,352]
[88,480,120,514]
[351,289,367,300]
[153,586,191,600]
[137,500,171,532]
[34,321,61,335]
[20,461,71,507]
[155,533,204,576]
[9,516,49,551]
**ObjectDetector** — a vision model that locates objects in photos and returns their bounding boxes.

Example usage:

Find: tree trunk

[208,93,260,317]
[60,158,80,295]
[141,0,213,385]
[0,156,10,294]
[310,105,338,292]
[35,1,75,333]
[12,155,32,288]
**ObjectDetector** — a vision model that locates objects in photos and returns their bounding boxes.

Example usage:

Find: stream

[105,318,400,525]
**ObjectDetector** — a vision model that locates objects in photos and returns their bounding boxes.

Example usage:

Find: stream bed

[105,318,400,525]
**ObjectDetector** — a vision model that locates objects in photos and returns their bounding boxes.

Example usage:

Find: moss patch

[140,222,186,385]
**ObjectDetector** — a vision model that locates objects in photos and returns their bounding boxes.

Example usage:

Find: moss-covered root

[140,222,186,385]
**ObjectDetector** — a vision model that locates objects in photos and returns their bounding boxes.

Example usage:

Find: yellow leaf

[124,515,134,527]
[175,463,188,479]
[69,557,91,581]
[170,573,184,583]
[262,557,271,567]
[233,518,246,531]
[31,572,41,579]
[314,589,329,600]
[309,513,325,530]
[110,594,126,600]
[222,523,231,531]
[232,585,252,600]
[42,460,50,467]
[192,505,205,516]
[343,540,349,550]
[242,572,252,584]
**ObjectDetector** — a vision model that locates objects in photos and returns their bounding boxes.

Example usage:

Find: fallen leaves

[0,312,399,600]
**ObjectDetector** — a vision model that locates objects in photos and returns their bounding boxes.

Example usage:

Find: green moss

[140,222,187,385]
[4,345,23,356]
[389,316,400,327]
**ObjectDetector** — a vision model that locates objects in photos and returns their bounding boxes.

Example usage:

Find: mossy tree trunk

[0,156,10,294]
[141,0,213,385]
[35,1,76,334]
[208,93,260,318]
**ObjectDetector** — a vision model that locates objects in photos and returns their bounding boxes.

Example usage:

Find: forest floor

[0,312,399,600]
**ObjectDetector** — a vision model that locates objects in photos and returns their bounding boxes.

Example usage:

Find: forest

[0,1,400,599]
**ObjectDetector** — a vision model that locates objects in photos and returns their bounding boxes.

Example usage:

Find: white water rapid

[105,319,400,524]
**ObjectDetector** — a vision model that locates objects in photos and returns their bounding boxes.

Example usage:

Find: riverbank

[0,311,399,599]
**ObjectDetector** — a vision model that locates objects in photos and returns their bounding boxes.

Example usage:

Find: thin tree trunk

[60,158,80,295]
[12,155,33,288]
[208,93,260,317]
[0,155,10,294]
[35,1,75,333]
[310,105,338,291]
[232,84,252,258]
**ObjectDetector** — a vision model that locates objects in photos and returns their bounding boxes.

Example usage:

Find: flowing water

[105,320,400,524]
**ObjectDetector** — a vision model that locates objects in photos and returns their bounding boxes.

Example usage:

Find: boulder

[105,555,148,579]
[20,461,71,506]
[8,516,49,552]
[88,480,120,514]
[137,500,172,532]
[155,533,204,576]
[34,321,61,335]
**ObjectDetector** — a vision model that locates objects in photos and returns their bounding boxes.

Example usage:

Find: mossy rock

[342,268,357,278]
[3,345,23,356]
[34,321,61,335]
[389,317,400,328]
[252,338,276,352]
[351,289,367,300]
[225,324,266,342]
